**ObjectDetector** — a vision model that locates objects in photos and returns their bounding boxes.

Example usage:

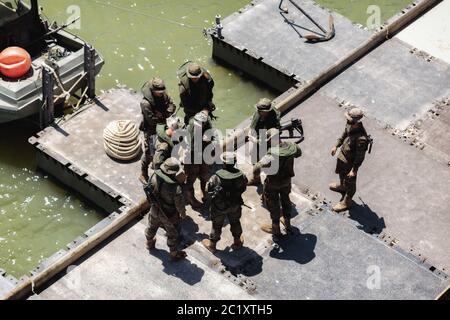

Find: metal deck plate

[283,92,450,272]
[220,0,370,84]
[323,37,450,130]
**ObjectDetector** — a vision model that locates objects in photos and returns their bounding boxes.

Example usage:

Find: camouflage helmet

[346,108,364,122]
[221,152,237,165]
[194,110,209,123]
[255,98,273,112]
[266,128,280,141]
[150,77,166,93]
[186,63,202,79]
[161,158,182,176]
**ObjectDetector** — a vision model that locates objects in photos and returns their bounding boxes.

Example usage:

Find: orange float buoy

[0,47,32,79]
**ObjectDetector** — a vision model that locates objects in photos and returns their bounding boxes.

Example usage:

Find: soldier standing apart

[183,111,218,209]
[139,77,176,184]
[254,129,302,235]
[248,98,281,186]
[330,108,370,212]
[178,62,215,124]
[202,152,248,253]
[153,116,183,170]
[144,158,187,262]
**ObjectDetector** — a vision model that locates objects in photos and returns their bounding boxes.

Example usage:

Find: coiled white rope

[103,120,142,161]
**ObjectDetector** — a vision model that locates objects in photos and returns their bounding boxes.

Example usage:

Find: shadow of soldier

[216,246,264,277]
[149,248,205,286]
[269,230,317,265]
[179,216,205,246]
[348,197,386,235]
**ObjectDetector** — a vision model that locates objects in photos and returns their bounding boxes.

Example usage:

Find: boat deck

[0,87,447,299]
[1,0,450,300]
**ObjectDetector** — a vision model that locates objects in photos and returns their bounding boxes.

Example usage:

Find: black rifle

[280,118,305,144]
[367,135,374,154]
[143,177,172,222]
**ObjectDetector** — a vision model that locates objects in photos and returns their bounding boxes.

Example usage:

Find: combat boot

[169,250,187,262]
[280,217,293,233]
[329,182,345,194]
[146,238,156,251]
[261,223,281,235]
[186,191,203,209]
[139,170,150,185]
[332,196,353,213]
[202,239,217,253]
[231,236,244,250]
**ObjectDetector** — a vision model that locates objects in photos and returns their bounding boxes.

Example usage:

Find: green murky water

[1,0,411,278]
[315,0,413,27]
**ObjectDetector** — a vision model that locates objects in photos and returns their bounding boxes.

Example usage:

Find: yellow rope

[103,120,142,161]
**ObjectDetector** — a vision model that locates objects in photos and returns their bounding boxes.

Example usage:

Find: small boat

[0,0,104,123]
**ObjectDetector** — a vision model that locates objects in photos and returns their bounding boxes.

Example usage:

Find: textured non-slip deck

[2,87,443,299]
[282,91,450,275]
[213,0,371,91]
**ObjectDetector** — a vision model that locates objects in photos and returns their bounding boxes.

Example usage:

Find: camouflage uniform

[183,112,218,207]
[202,152,248,253]
[206,168,248,243]
[153,124,175,170]
[248,98,281,185]
[140,78,176,180]
[178,62,215,124]
[145,162,186,255]
[334,123,369,198]
[255,139,302,234]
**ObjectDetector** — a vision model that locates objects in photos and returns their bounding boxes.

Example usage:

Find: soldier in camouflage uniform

[178,62,215,124]
[330,108,370,212]
[202,152,248,253]
[248,98,281,186]
[139,77,176,184]
[183,111,219,209]
[153,116,183,170]
[145,158,187,262]
[254,129,302,235]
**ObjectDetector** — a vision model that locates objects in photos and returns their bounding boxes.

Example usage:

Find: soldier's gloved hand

[331,146,337,156]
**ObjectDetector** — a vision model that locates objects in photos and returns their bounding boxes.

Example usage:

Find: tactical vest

[211,169,246,210]
[141,82,171,114]
[339,125,369,164]
[267,142,299,181]
[178,62,214,115]
[152,170,180,216]
[251,110,280,135]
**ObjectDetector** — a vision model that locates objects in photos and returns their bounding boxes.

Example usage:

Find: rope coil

[103,120,142,161]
